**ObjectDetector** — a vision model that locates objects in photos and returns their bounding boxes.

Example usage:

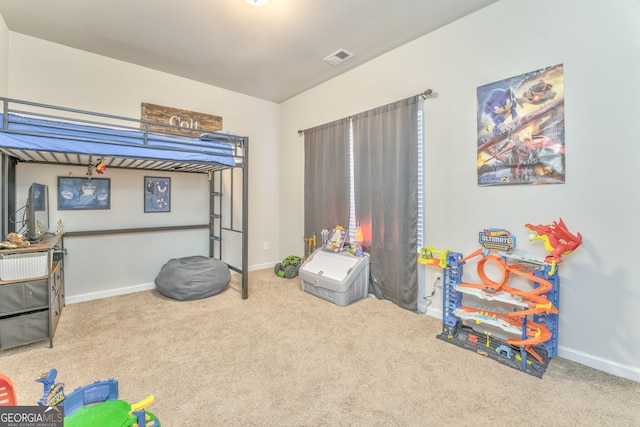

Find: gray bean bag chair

[155,256,231,301]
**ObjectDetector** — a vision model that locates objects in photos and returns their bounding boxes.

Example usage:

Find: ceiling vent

[323,49,354,66]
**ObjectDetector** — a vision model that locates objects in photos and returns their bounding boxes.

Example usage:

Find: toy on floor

[420,219,582,378]
[36,368,160,426]
[0,373,17,406]
[274,255,303,279]
[36,368,65,406]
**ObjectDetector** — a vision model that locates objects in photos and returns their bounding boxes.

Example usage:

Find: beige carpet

[1,268,639,426]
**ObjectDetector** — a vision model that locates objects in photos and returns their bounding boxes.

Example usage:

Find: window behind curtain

[304,97,421,310]
[352,96,420,310]
[349,100,424,249]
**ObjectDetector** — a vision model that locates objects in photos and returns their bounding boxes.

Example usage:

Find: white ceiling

[0,0,499,103]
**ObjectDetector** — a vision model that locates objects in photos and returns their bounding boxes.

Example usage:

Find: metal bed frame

[0,97,249,299]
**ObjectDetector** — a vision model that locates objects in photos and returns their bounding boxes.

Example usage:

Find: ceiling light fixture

[246,0,269,6]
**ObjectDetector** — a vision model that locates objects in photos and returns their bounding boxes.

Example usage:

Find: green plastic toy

[274,255,302,279]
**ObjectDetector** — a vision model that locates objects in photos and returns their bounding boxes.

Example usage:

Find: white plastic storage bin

[299,249,370,306]
[0,251,51,281]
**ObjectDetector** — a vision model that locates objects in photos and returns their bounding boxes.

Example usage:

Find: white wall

[280,0,640,381]
[5,33,281,300]
[0,14,7,96]
[15,163,211,301]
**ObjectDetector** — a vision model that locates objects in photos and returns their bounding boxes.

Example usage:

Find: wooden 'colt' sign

[141,103,223,137]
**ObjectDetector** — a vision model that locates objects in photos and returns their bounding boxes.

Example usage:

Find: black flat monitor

[25,183,50,241]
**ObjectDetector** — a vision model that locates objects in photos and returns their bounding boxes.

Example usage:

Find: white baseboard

[425,306,443,318]
[417,300,442,318]
[65,263,275,305]
[557,346,640,382]
[65,282,157,305]
[249,262,277,271]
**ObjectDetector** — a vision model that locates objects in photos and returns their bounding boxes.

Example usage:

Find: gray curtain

[352,96,419,310]
[304,119,351,241]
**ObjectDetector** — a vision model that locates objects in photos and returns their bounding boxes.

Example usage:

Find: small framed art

[144,176,171,213]
[58,177,111,210]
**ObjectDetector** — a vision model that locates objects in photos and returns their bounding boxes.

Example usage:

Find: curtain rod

[298,88,434,135]
[419,88,434,99]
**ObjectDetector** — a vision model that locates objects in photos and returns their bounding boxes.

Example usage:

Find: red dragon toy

[525,218,582,265]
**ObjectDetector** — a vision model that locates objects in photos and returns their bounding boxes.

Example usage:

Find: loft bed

[0,97,249,299]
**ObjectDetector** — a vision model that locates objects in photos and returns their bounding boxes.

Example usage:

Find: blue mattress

[0,113,237,166]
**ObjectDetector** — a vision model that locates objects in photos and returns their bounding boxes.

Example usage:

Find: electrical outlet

[263,241,269,251]
[434,273,442,287]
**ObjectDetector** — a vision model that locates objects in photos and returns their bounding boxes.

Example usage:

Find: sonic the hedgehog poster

[476,64,565,186]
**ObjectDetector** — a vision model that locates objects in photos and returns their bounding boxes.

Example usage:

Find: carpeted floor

[1,268,639,426]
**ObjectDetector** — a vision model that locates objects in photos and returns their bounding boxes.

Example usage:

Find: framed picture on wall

[58,177,111,210]
[144,176,171,213]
